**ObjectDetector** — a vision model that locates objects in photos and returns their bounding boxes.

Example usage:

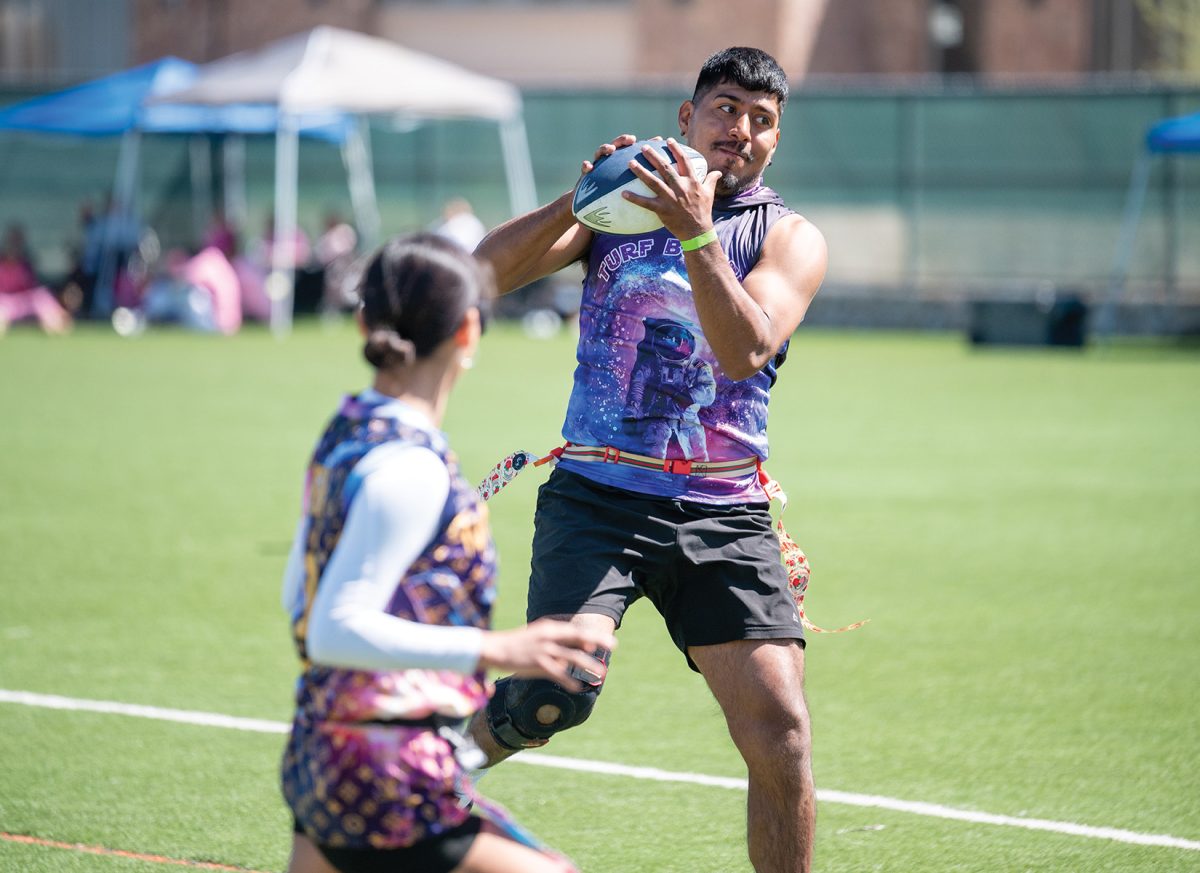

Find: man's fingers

[664,137,691,170]
[626,160,672,200]
[637,143,675,178]
[592,134,637,164]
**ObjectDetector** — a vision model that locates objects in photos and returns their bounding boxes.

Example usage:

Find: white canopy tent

[155,27,538,335]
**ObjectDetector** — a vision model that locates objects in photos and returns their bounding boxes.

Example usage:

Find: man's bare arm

[475,134,641,294]
[686,214,826,380]
[473,191,591,295]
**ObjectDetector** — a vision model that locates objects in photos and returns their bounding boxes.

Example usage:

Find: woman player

[280,233,613,873]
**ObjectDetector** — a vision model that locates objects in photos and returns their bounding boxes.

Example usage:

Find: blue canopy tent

[1146,109,1200,153]
[1101,108,1200,334]
[0,56,350,137]
[0,58,361,316]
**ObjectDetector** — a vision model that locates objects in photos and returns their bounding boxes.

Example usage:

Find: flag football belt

[475,445,867,635]
[541,443,759,479]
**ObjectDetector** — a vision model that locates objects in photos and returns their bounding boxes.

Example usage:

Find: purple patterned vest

[560,184,795,504]
[282,393,497,849]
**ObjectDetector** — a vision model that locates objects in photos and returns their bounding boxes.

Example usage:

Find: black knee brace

[486,648,611,751]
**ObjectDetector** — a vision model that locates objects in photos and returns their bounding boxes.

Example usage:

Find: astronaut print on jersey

[624,316,716,460]
[560,185,796,504]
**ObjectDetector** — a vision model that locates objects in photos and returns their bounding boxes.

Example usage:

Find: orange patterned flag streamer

[775,516,869,634]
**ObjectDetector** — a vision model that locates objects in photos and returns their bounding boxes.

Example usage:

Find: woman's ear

[354,305,368,338]
[454,306,482,354]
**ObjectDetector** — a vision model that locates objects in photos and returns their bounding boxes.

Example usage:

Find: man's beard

[715,170,755,198]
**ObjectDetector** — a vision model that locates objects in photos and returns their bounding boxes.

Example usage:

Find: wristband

[679,228,718,252]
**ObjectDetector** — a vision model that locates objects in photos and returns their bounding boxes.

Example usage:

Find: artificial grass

[1,320,1197,872]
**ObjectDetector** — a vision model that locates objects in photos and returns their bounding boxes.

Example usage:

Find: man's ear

[678,100,693,138]
[766,128,782,165]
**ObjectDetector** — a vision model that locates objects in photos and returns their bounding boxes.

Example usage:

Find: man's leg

[688,639,813,873]
[466,612,617,766]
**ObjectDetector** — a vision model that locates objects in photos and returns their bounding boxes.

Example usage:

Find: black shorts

[528,468,804,671]
[295,817,483,873]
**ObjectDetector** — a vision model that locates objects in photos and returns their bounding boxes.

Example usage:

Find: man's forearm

[684,244,775,380]
[474,190,580,294]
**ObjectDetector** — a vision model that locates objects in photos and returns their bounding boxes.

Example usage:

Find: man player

[470,47,826,872]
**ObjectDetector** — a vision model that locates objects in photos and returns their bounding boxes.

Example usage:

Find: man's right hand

[579,134,640,178]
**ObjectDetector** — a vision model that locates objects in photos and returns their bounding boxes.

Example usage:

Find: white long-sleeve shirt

[281,392,484,674]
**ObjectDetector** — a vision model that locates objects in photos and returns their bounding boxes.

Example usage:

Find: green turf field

[1,320,1197,872]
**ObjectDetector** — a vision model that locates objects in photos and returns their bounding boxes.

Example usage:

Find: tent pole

[1097,150,1153,338]
[499,116,538,218]
[269,116,300,338]
[343,115,381,249]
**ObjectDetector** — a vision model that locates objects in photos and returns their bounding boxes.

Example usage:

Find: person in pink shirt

[180,246,242,336]
[0,224,71,336]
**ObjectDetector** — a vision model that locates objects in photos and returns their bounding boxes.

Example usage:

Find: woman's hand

[479,619,616,691]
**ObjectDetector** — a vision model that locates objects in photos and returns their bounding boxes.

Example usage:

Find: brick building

[119,0,1161,88]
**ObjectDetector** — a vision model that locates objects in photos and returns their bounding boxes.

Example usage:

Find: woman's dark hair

[358,233,494,369]
[692,46,789,110]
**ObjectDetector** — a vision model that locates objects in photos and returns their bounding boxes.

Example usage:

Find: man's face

[680,81,782,197]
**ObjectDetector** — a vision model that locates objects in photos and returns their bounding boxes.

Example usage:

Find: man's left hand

[622,138,722,242]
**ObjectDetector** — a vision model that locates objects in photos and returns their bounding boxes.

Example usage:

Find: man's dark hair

[692,46,789,110]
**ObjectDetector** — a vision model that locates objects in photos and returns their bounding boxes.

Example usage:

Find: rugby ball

[572,140,708,236]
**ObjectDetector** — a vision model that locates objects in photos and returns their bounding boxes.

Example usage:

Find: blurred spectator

[181,246,242,335]
[202,210,238,259]
[253,214,311,271]
[198,212,272,323]
[3,222,35,272]
[82,193,142,318]
[136,245,240,335]
[430,197,486,253]
[0,223,72,336]
[243,213,314,314]
[314,210,360,314]
[58,200,97,317]
[232,247,271,323]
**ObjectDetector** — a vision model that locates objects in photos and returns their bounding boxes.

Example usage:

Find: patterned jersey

[282,392,497,849]
[559,184,795,503]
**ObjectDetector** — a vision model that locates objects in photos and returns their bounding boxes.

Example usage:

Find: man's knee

[732,697,811,771]
[485,649,611,751]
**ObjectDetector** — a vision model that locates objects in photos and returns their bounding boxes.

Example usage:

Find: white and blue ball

[572,139,708,236]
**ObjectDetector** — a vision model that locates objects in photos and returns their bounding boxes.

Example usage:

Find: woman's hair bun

[363,328,417,368]
[357,232,495,370]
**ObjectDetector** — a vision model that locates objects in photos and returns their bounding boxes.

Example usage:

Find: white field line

[2,689,1198,853]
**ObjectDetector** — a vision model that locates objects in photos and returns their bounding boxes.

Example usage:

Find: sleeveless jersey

[560,184,795,504]
[282,392,497,849]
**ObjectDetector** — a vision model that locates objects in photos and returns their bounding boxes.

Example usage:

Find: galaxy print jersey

[560,184,795,504]
[282,392,498,850]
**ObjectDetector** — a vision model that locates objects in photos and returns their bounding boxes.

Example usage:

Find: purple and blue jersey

[559,184,795,504]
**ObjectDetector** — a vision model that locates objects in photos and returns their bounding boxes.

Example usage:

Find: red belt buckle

[603,446,622,464]
[664,458,693,475]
